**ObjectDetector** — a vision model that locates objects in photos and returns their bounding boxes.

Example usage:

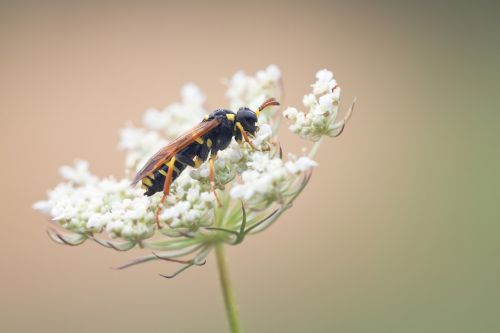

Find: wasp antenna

[258,97,280,112]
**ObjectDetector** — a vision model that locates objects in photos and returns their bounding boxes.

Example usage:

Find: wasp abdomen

[142,159,187,196]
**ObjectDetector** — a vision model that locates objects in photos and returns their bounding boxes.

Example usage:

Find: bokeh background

[1,1,499,332]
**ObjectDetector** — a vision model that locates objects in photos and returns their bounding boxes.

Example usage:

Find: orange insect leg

[155,157,176,228]
[236,122,257,150]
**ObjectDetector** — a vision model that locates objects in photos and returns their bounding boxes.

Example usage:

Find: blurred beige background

[1,1,499,332]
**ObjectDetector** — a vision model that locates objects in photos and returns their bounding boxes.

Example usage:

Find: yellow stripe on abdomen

[142,177,153,186]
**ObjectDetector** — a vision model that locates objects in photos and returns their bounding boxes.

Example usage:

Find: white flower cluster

[225,65,282,122]
[33,161,156,241]
[160,174,215,229]
[230,152,317,210]
[283,69,350,141]
[34,66,350,261]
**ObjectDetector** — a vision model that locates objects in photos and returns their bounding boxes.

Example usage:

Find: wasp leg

[156,157,176,228]
[236,122,258,150]
[209,155,222,208]
[175,151,196,168]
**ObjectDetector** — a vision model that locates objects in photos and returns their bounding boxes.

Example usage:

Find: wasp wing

[131,118,221,185]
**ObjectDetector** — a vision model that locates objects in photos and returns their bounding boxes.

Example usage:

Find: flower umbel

[283,69,355,141]
[34,66,354,278]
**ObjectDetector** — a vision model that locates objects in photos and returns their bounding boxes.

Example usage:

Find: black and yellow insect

[131,97,280,226]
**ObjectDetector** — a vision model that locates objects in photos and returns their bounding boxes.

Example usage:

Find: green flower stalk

[33,65,354,333]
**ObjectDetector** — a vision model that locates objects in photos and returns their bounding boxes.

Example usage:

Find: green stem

[308,137,323,158]
[215,242,243,333]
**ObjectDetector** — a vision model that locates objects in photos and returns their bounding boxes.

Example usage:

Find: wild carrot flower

[283,69,355,141]
[33,65,354,333]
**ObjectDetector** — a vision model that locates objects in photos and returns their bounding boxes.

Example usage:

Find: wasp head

[235,107,259,139]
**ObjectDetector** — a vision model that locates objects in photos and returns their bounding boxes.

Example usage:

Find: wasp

[131,97,280,227]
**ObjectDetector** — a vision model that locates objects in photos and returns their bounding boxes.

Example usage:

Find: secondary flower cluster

[34,65,352,276]
[283,69,354,141]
